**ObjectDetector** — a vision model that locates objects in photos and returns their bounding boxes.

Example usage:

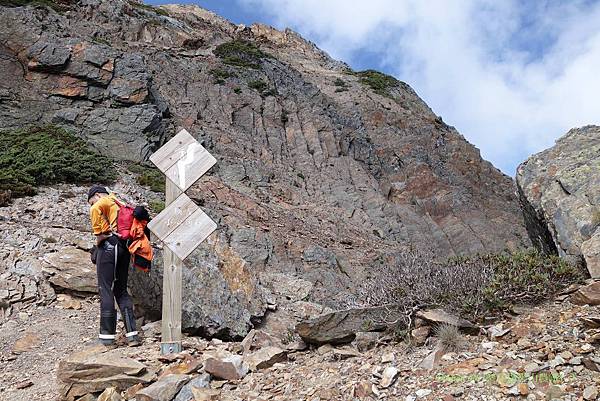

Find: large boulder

[42,247,97,293]
[295,305,405,345]
[517,126,600,276]
[128,234,268,340]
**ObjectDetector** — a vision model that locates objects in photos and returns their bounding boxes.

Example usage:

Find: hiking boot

[122,307,141,347]
[99,309,117,346]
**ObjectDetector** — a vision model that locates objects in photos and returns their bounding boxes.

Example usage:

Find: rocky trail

[4,273,600,400]
[0,184,599,401]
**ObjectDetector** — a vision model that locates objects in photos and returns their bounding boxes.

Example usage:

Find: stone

[191,388,220,401]
[517,125,600,274]
[411,326,430,346]
[57,294,82,310]
[43,247,97,293]
[203,355,248,381]
[240,329,282,354]
[331,347,362,360]
[419,346,445,370]
[98,387,123,401]
[243,346,287,371]
[135,374,190,401]
[353,381,374,398]
[416,309,479,333]
[381,352,395,363]
[584,386,598,400]
[295,305,402,345]
[13,333,40,353]
[582,235,600,278]
[415,389,432,398]
[174,373,211,401]
[57,345,155,401]
[158,356,201,379]
[352,332,381,352]
[124,383,145,400]
[380,366,399,388]
[571,282,600,306]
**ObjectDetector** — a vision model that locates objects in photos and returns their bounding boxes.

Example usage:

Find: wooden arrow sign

[147,128,217,354]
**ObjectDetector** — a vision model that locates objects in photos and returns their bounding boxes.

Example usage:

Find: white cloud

[241,0,600,174]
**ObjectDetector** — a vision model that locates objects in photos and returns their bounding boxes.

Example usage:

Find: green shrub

[128,1,169,17]
[354,69,399,97]
[148,199,165,213]
[233,87,242,94]
[333,77,349,92]
[357,248,584,323]
[0,0,72,11]
[248,80,268,92]
[209,68,235,84]
[214,40,272,69]
[0,125,115,199]
[592,208,600,227]
[127,163,165,193]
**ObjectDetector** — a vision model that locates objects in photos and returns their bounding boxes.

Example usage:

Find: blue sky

[147,0,600,175]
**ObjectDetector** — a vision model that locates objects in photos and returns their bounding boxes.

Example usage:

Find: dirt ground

[0,296,99,401]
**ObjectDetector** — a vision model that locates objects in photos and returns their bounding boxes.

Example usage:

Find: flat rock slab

[295,305,403,345]
[571,282,600,306]
[58,345,155,401]
[136,374,190,401]
[416,309,479,334]
[43,247,97,293]
[243,346,287,371]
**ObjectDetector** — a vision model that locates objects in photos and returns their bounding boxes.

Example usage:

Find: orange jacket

[128,218,153,271]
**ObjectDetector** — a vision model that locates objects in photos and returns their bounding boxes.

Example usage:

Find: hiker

[87,185,140,346]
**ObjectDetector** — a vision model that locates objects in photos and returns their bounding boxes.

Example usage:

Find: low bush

[214,40,272,69]
[0,125,115,200]
[128,1,169,17]
[354,69,399,97]
[127,163,164,193]
[0,0,73,11]
[355,248,584,322]
[209,68,235,84]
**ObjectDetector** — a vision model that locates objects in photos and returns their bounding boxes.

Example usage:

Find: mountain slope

[0,0,530,337]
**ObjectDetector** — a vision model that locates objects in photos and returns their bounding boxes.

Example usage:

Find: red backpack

[113,199,135,240]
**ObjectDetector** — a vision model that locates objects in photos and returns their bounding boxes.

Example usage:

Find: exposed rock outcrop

[0,0,531,337]
[517,126,600,277]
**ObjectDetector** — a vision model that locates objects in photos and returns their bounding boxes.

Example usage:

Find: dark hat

[87,185,109,201]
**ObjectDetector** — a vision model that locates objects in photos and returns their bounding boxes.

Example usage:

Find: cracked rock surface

[517,125,600,276]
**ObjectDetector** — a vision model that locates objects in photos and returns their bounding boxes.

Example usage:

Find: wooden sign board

[147,192,217,261]
[149,129,217,192]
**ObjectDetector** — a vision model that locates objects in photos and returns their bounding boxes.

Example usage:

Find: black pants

[96,235,133,315]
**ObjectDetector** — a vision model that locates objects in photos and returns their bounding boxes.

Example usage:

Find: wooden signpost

[148,128,217,354]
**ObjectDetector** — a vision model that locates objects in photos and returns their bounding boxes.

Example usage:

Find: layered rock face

[0,0,530,338]
[517,126,600,277]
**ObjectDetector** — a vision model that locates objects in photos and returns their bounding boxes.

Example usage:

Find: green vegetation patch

[148,199,165,214]
[214,40,273,69]
[333,77,349,92]
[361,248,584,323]
[248,79,268,92]
[128,1,170,17]
[354,69,399,97]
[0,0,73,11]
[209,68,235,85]
[445,250,583,319]
[0,125,115,200]
[127,163,165,193]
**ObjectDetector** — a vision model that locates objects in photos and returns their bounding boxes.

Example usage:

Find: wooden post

[161,178,183,354]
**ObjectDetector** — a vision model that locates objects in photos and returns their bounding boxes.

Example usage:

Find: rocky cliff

[517,125,600,277]
[0,0,530,338]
